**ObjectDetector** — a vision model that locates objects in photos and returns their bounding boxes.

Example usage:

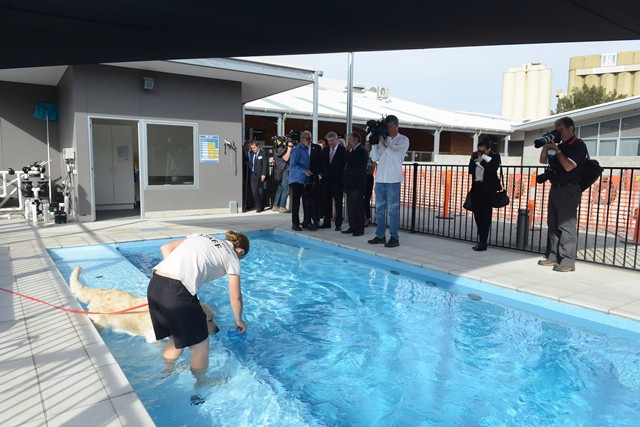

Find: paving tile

[34,346,93,382]
[610,300,640,321]
[96,362,134,398]
[40,369,110,417]
[0,382,47,426]
[85,341,118,368]
[47,399,121,427]
[560,293,640,315]
[107,389,149,424]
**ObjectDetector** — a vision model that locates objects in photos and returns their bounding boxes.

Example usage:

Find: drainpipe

[312,71,322,142]
[346,52,354,135]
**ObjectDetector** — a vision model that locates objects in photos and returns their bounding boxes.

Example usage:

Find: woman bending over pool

[146,231,249,374]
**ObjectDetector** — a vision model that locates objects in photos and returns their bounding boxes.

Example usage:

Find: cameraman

[273,138,293,213]
[538,116,587,273]
[368,115,410,248]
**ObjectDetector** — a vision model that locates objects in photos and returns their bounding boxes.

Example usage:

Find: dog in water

[69,266,219,342]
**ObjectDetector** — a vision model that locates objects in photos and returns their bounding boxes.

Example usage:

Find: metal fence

[263,164,640,270]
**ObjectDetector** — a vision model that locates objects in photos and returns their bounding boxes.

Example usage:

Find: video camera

[366,117,388,145]
[271,131,298,149]
[534,130,562,185]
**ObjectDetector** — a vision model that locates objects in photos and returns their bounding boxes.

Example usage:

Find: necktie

[252,152,256,174]
[330,147,335,163]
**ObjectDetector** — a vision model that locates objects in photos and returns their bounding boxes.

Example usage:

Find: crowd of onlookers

[243,115,409,248]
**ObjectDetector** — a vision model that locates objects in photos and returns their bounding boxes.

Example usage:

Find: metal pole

[312,71,321,142]
[346,52,354,135]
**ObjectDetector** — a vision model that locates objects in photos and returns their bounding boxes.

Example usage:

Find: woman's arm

[160,239,184,259]
[228,274,246,333]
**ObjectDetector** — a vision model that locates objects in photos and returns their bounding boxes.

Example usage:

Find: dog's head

[200,303,220,335]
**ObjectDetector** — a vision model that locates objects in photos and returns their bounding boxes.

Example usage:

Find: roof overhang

[0,58,316,103]
[1,1,639,69]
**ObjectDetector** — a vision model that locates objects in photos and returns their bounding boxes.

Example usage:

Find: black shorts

[146,274,208,349]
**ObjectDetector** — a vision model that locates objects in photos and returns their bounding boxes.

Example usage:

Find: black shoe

[341,228,354,234]
[335,226,342,231]
[472,244,487,251]
[256,208,264,213]
[352,231,364,237]
[292,225,302,231]
[384,237,400,248]
[319,222,331,229]
[368,236,386,244]
[304,224,317,231]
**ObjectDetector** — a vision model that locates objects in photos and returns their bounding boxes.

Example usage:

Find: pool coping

[1,211,639,426]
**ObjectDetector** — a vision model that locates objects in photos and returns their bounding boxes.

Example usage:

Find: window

[583,139,597,155]
[146,123,196,186]
[619,138,640,156]
[579,124,598,139]
[599,139,617,156]
[621,115,640,138]
[599,119,620,139]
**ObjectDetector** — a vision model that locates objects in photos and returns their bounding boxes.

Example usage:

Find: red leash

[0,287,149,315]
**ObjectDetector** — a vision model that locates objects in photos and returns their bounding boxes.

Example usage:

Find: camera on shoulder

[366,117,388,145]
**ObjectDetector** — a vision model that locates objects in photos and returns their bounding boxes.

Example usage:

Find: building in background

[566,50,640,97]
[501,62,553,120]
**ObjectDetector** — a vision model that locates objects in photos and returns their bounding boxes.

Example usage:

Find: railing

[262,164,640,270]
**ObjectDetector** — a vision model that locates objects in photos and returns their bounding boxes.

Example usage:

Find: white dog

[70,266,219,342]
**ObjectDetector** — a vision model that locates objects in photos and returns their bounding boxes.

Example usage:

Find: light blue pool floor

[1,211,640,426]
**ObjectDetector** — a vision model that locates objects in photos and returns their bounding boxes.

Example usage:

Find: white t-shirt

[153,234,241,295]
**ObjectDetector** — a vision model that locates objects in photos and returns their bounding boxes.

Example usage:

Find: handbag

[492,167,510,208]
[579,152,603,192]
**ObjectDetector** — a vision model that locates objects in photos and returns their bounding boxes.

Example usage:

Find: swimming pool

[49,231,640,426]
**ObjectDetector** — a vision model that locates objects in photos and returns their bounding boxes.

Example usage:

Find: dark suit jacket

[468,151,501,193]
[309,143,323,175]
[250,148,268,177]
[343,144,368,191]
[322,144,346,180]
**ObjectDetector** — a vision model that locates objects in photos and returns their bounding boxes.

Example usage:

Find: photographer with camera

[272,136,293,213]
[537,116,587,273]
[468,138,501,252]
[367,115,410,248]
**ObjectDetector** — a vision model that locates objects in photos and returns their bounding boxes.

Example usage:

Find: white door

[93,124,115,205]
[111,125,135,205]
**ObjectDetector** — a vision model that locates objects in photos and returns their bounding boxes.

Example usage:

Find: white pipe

[46,113,53,204]
[346,52,354,135]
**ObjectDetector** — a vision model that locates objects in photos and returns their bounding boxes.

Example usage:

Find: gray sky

[257,40,640,115]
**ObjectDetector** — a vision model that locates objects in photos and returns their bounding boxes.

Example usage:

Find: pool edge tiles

[268,229,640,340]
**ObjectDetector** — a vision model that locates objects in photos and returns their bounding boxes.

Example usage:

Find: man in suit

[249,140,268,212]
[302,136,323,229]
[320,131,346,230]
[342,132,368,237]
[242,141,254,212]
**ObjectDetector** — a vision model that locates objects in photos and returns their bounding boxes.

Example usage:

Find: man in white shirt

[367,115,410,248]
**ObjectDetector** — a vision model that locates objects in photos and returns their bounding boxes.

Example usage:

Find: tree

[556,84,626,114]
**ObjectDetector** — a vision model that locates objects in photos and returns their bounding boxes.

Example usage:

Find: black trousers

[290,182,304,226]
[250,174,264,210]
[546,183,581,268]
[346,189,365,233]
[303,184,321,226]
[242,168,254,210]
[471,182,493,245]
[322,178,343,227]
[364,174,374,220]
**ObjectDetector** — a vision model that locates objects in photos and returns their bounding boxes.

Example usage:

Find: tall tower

[501,62,552,119]
[567,50,640,97]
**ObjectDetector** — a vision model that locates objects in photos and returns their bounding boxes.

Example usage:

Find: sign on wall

[199,134,219,163]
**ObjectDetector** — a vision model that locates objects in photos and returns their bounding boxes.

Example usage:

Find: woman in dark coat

[468,138,501,251]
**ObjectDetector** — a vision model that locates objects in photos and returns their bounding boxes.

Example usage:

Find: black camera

[536,143,563,185]
[534,130,560,148]
[366,118,387,145]
[287,130,301,145]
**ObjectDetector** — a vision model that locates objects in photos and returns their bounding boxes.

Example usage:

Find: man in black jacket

[320,131,346,230]
[249,140,268,212]
[342,132,368,237]
[301,137,323,229]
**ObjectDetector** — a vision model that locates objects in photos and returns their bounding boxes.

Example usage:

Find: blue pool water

[49,231,640,426]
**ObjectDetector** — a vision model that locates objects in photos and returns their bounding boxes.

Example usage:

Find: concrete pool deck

[1,210,639,426]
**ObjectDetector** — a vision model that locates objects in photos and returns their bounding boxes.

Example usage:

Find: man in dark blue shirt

[538,116,587,272]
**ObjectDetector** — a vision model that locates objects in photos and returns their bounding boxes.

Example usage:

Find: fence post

[622,205,640,245]
[437,169,453,220]
[527,171,537,228]
[410,163,418,233]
